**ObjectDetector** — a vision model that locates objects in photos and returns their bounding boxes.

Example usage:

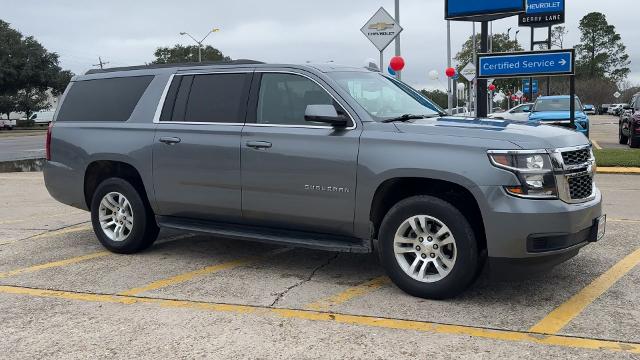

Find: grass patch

[594,148,640,167]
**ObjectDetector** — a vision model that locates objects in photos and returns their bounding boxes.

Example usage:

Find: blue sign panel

[526,0,563,14]
[523,80,539,93]
[446,0,525,21]
[519,0,565,27]
[477,50,574,79]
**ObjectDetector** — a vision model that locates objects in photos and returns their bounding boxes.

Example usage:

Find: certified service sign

[361,7,403,52]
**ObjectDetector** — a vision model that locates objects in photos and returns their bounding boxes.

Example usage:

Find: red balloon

[390,56,405,71]
[445,67,456,78]
[488,84,496,91]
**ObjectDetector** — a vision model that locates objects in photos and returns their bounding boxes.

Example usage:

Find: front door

[241,71,361,236]
[153,71,252,222]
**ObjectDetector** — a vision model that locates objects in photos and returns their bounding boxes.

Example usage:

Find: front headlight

[488,151,558,199]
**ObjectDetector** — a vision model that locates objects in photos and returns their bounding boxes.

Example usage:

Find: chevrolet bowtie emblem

[368,22,394,31]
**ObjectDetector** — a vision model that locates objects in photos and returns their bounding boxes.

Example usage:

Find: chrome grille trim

[548,145,596,204]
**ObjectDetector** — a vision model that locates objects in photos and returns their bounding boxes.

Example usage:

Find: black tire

[619,126,629,144]
[90,177,159,254]
[377,195,479,299]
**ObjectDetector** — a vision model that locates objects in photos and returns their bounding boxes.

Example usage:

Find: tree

[0,95,17,120]
[152,44,230,64]
[0,20,66,95]
[14,88,50,118]
[550,26,568,48]
[420,89,448,109]
[575,12,630,82]
[455,33,524,98]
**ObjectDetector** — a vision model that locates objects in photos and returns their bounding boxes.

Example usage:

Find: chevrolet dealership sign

[519,0,565,27]
[361,7,403,52]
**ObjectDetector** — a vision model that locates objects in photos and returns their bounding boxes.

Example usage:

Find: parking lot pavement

[1,172,640,358]
[590,115,628,149]
[0,132,46,162]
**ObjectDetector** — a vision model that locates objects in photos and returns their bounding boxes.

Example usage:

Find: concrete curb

[597,167,640,175]
[0,158,45,173]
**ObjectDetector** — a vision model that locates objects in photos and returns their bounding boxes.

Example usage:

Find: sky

[1,0,638,91]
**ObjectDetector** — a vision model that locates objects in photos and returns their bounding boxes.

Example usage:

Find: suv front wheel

[90,177,159,254]
[378,196,479,299]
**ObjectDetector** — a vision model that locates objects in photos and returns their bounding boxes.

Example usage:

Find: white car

[488,103,533,122]
[608,104,624,115]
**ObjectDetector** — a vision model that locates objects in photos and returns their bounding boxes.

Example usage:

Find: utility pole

[476,22,489,118]
[92,57,109,70]
[447,20,453,115]
[394,0,402,80]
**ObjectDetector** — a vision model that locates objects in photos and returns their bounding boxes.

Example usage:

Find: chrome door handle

[159,136,181,145]
[246,141,272,149]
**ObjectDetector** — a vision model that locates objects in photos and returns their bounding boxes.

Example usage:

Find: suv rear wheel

[378,196,479,299]
[90,177,159,254]
[619,125,629,144]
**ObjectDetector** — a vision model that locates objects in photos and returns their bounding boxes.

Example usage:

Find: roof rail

[85,59,265,74]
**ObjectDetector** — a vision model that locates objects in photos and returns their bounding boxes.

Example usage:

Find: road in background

[0,133,46,161]
[590,114,627,149]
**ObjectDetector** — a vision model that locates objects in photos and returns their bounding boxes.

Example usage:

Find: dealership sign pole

[519,0,566,99]
[445,0,526,117]
[361,7,403,72]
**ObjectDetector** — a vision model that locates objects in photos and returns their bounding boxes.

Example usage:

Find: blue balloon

[388,66,397,76]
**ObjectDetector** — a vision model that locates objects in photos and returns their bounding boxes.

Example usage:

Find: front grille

[548,121,574,130]
[567,173,593,200]
[562,148,591,166]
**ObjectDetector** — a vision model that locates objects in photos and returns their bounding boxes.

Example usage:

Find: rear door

[152,70,252,222]
[240,71,361,236]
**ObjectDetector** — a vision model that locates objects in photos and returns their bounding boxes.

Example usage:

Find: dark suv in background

[620,93,640,148]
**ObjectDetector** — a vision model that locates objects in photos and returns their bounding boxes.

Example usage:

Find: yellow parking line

[597,167,640,175]
[305,276,390,311]
[0,285,639,354]
[0,251,110,279]
[529,247,640,335]
[591,140,603,150]
[118,248,290,296]
[609,218,640,224]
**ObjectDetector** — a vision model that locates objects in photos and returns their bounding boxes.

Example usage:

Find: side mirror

[304,105,348,127]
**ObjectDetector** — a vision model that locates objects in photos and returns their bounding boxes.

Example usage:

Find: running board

[156,216,371,253]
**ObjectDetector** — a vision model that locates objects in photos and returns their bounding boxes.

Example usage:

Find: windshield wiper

[381,114,435,123]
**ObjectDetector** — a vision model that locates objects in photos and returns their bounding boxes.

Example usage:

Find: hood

[529,111,588,121]
[394,117,590,149]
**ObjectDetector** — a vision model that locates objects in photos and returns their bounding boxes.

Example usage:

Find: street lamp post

[179,28,220,62]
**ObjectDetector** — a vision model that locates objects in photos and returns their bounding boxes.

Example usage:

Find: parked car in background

[529,95,590,138]
[619,100,640,148]
[608,104,624,116]
[28,110,55,126]
[488,103,533,121]
[599,104,611,115]
[0,119,16,130]
[583,104,596,115]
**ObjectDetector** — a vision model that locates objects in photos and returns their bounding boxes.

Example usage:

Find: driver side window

[257,73,346,126]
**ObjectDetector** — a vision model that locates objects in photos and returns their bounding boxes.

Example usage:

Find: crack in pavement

[270,252,340,307]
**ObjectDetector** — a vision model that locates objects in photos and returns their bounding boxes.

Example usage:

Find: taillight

[45,122,52,161]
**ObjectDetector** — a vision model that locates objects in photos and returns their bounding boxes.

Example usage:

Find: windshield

[328,71,442,121]
[533,98,583,112]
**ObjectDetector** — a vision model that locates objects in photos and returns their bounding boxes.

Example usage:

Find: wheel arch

[84,160,151,209]
[369,177,487,254]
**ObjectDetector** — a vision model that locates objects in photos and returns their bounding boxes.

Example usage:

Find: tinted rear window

[184,73,250,123]
[57,76,153,122]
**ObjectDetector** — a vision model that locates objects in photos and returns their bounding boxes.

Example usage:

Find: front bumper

[478,185,603,263]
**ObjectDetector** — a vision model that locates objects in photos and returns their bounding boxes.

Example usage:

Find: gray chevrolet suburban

[44,61,605,299]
